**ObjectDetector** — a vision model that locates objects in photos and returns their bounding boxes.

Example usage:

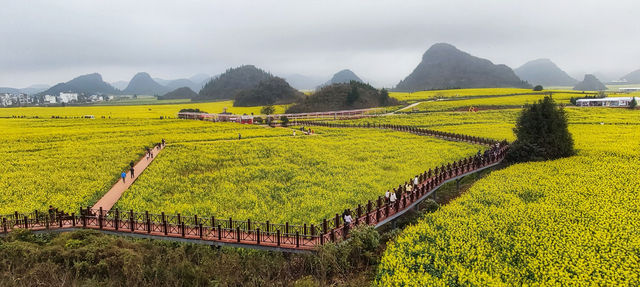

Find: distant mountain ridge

[573,74,606,91]
[322,69,363,87]
[515,59,577,87]
[394,43,531,92]
[159,87,198,100]
[620,69,640,84]
[39,73,119,96]
[123,72,169,95]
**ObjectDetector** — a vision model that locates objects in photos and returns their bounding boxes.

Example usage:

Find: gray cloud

[1,0,639,87]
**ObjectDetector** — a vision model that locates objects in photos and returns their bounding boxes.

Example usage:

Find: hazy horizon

[1,0,639,88]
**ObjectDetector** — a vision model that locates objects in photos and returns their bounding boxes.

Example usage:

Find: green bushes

[507,96,574,162]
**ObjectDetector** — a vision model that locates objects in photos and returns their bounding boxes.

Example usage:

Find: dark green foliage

[179,108,207,113]
[630,97,637,109]
[280,115,289,126]
[198,65,274,100]
[346,84,360,105]
[506,96,574,162]
[159,87,198,100]
[533,85,543,91]
[233,77,303,106]
[286,81,399,113]
[0,229,382,286]
[260,105,275,115]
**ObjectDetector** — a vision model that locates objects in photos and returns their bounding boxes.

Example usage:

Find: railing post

[58,212,63,228]
[322,219,327,234]
[162,212,167,235]
[229,217,233,229]
[199,223,203,238]
[146,211,151,233]
[81,207,86,228]
[277,229,281,246]
[310,224,316,237]
[255,227,261,244]
[115,209,119,230]
[296,231,300,248]
[181,222,185,237]
[285,222,289,235]
[236,226,241,242]
[247,219,251,233]
[129,210,134,232]
[45,214,50,229]
[24,215,28,229]
[218,224,222,240]
[35,210,39,224]
[98,207,103,230]
[266,220,270,233]
[211,216,215,228]
[357,205,362,225]
[334,214,340,228]
[71,213,76,227]
[303,223,307,237]
[2,218,6,234]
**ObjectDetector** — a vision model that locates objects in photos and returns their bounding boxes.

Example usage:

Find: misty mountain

[233,77,303,107]
[514,59,577,87]
[123,72,169,95]
[323,69,363,86]
[286,81,398,113]
[573,74,606,91]
[283,74,323,90]
[159,87,198,100]
[110,81,129,90]
[197,65,274,100]
[165,79,204,93]
[189,73,211,84]
[620,69,640,84]
[394,43,531,92]
[1,84,51,95]
[39,73,119,96]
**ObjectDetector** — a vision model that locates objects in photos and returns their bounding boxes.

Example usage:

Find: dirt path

[92,144,165,211]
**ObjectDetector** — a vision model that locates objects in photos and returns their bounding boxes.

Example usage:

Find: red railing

[0,121,508,250]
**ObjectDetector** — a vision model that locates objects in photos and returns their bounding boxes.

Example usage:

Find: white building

[576,97,639,107]
[59,92,78,103]
[44,95,57,104]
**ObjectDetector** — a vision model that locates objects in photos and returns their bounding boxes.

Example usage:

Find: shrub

[630,97,638,109]
[261,105,275,115]
[506,96,574,163]
[533,85,543,91]
[280,116,289,127]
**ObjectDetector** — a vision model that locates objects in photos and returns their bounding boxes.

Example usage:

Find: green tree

[346,83,360,105]
[506,96,574,162]
[533,85,544,91]
[630,97,637,109]
[261,105,275,115]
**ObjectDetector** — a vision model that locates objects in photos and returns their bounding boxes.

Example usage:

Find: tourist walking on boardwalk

[121,171,127,183]
[413,176,419,186]
[389,191,397,204]
[146,147,151,160]
[162,138,165,146]
[385,190,391,203]
[130,166,135,178]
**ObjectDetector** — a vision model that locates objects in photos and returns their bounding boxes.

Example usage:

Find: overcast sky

[1,0,639,88]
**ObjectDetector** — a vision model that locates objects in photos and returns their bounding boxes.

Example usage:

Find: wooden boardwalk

[92,144,164,211]
[1,122,508,252]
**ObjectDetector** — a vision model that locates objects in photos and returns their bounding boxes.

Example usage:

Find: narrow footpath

[92,144,165,211]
